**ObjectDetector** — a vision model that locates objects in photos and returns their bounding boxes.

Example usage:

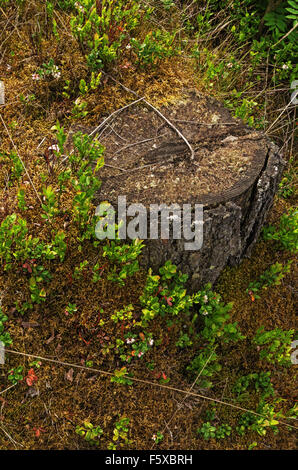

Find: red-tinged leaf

[139,332,145,341]
[162,372,167,380]
[26,377,33,386]
[248,291,255,302]
[33,427,45,438]
[26,369,38,386]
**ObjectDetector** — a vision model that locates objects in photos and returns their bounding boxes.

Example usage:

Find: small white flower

[149,339,154,346]
[32,73,41,81]
[138,351,143,358]
[203,295,208,303]
[282,64,289,70]
[6,64,11,71]
[53,71,61,79]
[126,44,131,50]
[202,310,208,316]
[152,434,157,441]
[48,144,59,152]
[126,338,135,345]
[227,62,233,68]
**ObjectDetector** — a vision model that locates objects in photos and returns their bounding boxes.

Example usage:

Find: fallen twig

[4,348,298,432]
[103,74,196,162]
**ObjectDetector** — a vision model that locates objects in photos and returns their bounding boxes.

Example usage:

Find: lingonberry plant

[108,417,132,450]
[233,372,274,398]
[111,367,133,386]
[103,239,144,286]
[252,327,295,366]
[0,308,12,347]
[7,366,24,385]
[246,261,292,301]
[75,422,103,446]
[263,209,298,253]
[70,0,147,71]
[0,214,67,270]
[131,29,177,68]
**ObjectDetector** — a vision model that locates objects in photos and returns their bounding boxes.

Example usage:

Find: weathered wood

[138,141,285,290]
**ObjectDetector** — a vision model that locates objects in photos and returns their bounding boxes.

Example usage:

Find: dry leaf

[65,368,74,382]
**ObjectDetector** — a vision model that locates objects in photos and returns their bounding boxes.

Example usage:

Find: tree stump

[95,90,285,289]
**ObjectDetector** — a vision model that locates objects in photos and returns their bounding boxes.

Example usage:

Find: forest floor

[0,1,297,450]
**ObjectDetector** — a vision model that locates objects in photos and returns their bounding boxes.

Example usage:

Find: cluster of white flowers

[51,65,61,79]
[32,65,60,81]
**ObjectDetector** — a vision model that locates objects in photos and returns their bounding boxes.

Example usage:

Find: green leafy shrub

[193,284,243,343]
[103,239,144,286]
[278,158,296,199]
[70,0,145,71]
[215,424,232,439]
[263,210,298,253]
[152,431,164,444]
[246,261,292,300]
[108,417,132,449]
[0,214,66,270]
[111,367,133,386]
[187,347,222,389]
[175,332,193,348]
[237,399,282,437]
[0,308,12,347]
[35,58,61,80]
[253,327,295,365]
[8,366,24,385]
[197,421,232,440]
[76,422,103,446]
[131,29,176,67]
[197,422,216,440]
[233,372,274,398]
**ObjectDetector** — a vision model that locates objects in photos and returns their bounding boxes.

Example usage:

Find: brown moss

[0,2,297,451]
